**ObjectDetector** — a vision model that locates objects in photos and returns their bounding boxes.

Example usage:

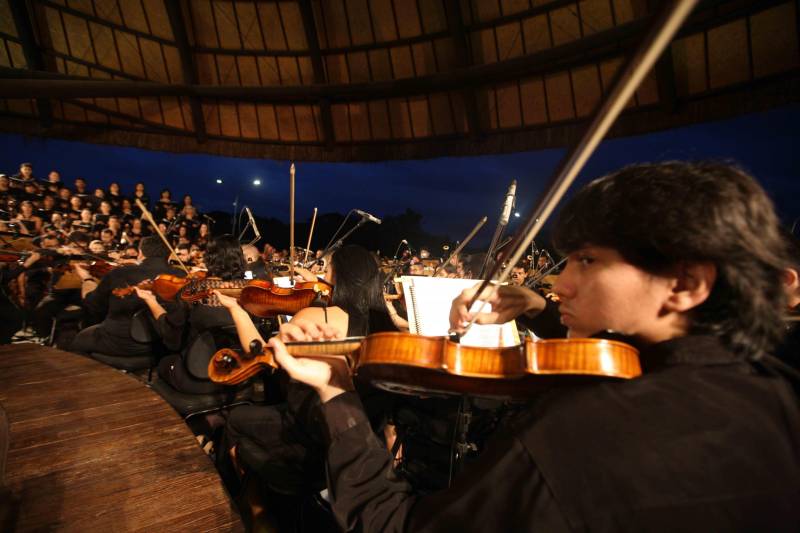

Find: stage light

[514,212,520,218]
[216,178,223,184]
[252,179,261,186]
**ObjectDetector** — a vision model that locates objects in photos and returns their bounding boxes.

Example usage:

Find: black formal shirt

[322,335,800,532]
[83,257,184,335]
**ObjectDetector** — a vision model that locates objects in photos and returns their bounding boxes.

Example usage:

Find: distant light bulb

[253,179,261,186]
[216,178,223,184]
[514,212,520,218]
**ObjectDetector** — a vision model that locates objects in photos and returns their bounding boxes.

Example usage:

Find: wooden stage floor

[0,343,243,532]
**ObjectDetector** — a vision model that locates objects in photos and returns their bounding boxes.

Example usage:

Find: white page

[400,276,519,347]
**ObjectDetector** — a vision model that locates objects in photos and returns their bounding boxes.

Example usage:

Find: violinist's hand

[73,263,92,281]
[449,283,546,334]
[292,267,317,283]
[269,337,348,403]
[279,317,344,343]
[213,290,240,310]
[22,251,41,269]
[133,287,156,302]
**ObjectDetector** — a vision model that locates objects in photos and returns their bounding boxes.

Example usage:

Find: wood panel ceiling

[0,0,798,161]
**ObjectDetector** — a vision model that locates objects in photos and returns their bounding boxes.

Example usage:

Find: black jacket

[322,335,800,532]
[83,257,184,336]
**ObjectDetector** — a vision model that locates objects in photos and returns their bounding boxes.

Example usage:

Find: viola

[208,333,641,398]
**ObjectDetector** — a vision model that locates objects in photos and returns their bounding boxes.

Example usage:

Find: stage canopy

[0,0,798,161]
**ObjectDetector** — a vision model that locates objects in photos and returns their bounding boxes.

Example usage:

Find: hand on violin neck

[292,267,317,283]
[279,317,344,343]
[449,283,546,334]
[268,337,348,403]
[212,289,240,309]
[133,287,156,302]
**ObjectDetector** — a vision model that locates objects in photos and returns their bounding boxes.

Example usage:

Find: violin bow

[289,163,296,280]
[462,0,700,331]
[135,198,190,275]
[304,207,318,265]
[433,216,487,278]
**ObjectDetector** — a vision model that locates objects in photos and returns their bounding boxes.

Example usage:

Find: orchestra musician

[264,162,799,531]
[135,235,245,394]
[69,236,183,357]
[241,244,269,280]
[212,244,395,527]
[508,264,527,286]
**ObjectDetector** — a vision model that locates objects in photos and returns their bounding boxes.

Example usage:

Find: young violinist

[268,162,799,531]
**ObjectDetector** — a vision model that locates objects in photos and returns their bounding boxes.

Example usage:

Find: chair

[48,305,83,346]
[150,328,252,420]
[88,309,160,374]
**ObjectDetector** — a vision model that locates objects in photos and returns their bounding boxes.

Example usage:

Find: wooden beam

[164,0,206,143]
[444,0,482,139]
[297,0,335,149]
[0,0,780,104]
[8,0,52,128]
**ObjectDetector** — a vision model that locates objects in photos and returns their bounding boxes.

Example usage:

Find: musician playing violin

[213,244,396,527]
[69,236,183,357]
[266,162,799,532]
[135,235,245,394]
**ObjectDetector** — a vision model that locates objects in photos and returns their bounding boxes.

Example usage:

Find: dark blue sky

[2,103,798,246]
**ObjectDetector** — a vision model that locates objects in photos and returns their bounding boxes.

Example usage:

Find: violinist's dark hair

[205,234,245,280]
[139,235,169,259]
[553,161,789,359]
[331,244,384,316]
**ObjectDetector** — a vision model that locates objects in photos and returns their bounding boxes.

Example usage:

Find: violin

[112,271,206,300]
[208,333,641,398]
[237,278,332,317]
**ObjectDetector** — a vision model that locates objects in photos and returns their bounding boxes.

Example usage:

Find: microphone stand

[479,180,516,278]
[460,0,700,336]
[319,216,369,260]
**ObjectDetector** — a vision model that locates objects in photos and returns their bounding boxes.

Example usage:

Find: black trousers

[33,289,82,337]
[70,323,151,356]
[218,383,327,497]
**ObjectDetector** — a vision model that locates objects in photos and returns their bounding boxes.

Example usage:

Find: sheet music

[400,276,519,348]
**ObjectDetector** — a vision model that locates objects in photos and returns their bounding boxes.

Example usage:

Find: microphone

[354,209,382,225]
[245,207,261,240]
[499,179,517,225]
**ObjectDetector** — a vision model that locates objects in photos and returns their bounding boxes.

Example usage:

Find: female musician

[14,200,42,234]
[269,162,800,531]
[153,188,173,220]
[213,244,395,526]
[196,223,210,249]
[181,194,194,215]
[135,235,246,394]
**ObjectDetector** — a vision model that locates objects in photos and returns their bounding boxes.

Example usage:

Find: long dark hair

[553,161,790,359]
[330,245,383,317]
[204,235,246,280]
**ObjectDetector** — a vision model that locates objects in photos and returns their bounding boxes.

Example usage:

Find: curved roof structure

[0,0,798,161]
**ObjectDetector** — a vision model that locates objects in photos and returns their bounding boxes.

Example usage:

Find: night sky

[1,103,798,249]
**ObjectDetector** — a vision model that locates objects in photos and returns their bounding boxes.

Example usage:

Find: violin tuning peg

[246,340,263,359]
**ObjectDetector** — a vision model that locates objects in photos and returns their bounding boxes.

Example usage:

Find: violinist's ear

[662,261,716,313]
